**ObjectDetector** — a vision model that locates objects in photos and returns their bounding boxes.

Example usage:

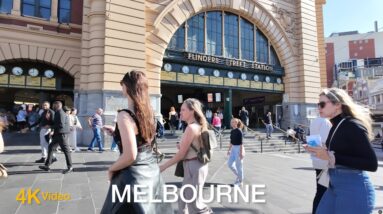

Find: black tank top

[113,109,148,153]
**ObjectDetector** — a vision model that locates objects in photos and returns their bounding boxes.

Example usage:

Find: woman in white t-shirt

[69,108,82,152]
[309,117,332,214]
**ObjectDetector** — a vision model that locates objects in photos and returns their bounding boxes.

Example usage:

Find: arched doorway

[160,10,284,128]
[0,59,74,113]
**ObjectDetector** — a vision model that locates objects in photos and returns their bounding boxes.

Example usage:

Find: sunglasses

[317,101,331,109]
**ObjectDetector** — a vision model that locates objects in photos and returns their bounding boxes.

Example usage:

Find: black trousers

[45,133,72,168]
[313,169,327,214]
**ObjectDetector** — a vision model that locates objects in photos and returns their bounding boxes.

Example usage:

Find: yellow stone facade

[0,0,327,129]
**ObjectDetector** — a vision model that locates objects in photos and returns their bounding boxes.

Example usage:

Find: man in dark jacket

[39,101,73,174]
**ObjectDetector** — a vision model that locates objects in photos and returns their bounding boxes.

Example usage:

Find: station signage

[186,52,273,72]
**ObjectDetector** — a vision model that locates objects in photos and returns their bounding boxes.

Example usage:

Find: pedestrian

[169,106,178,135]
[295,125,305,142]
[205,109,212,124]
[262,112,273,139]
[227,118,245,186]
[160,98,212,214]
[39,102,73,174]
[305,88,378,214]
[31,101,57,163]
[212,112,222,132]
[286,127,296,142]
[27,106,40,132]
[69,108,82,152]
[309,117,332,214]
[239,106,249,132]
[16,106,27,132]
[0,117,8,178]
[87,108,105,152]
[101,70,172,213]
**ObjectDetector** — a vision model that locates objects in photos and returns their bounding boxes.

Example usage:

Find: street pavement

[0,131,382,214]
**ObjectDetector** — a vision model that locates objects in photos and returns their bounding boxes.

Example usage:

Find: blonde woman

[306,88,377,214]
[160,98,212,214]
[169,106,178,135]
[227,118,245,186]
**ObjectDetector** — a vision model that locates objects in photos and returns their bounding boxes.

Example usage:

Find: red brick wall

[325,43,335,87]
[71,0,83,25]
[348,39,375,59]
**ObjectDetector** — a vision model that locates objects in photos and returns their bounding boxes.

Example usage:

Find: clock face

[12,67,23,76]
[227,71,234,78]
[44,70,54,78]
[28,68,39,77]
[213,69,220,77]
[198,68,205,76]
[277,78,282,84]
[164,63,172,72]
[0,65,5,74]
[265,76,271,83]
[253,75,259,81]
[240,73,247,80]
[182,65,189,74]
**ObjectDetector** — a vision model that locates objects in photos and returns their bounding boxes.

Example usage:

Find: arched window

[167,11,280,67]
[270,46,280,66]
[240,18,254,61]
[206,11,222,56]
[256,30,268,63]
[169,24,185,50]
[224,12,239,58]
[187,13,205,53]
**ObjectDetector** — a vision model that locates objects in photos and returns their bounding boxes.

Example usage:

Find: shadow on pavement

[2,149,41,154]
[83,161,114,166]
[2,162,36,168]
[293,167,314,171]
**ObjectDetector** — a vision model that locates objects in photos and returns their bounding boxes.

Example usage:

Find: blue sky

[323,0,383,37]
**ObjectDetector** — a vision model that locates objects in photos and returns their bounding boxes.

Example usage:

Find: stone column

[282,0,322,128]
[50,0,58,22]
[11,0,21,16]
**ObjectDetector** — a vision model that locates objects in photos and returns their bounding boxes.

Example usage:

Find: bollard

[260,139,263,153]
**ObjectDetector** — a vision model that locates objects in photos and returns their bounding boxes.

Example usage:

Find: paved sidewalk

[0,132,382,214]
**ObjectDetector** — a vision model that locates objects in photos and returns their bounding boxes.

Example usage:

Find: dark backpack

[156,119,164,138]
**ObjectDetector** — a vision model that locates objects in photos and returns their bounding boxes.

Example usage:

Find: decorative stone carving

[271,4,296,35]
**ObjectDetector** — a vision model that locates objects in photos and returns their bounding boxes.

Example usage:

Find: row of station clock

[0,65,55,78]
[163,63,282,84]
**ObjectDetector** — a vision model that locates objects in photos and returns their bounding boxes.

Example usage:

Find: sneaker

[39,165,51,172]
[87,148,94,152]
[234,181,243,187]
[35,158,46,163]
[75,148,81,152]
[62,167,73,174]
[111,148,118,152]
[99,149,106,152]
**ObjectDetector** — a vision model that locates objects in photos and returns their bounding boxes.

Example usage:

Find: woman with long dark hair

[101,70,172,213]
[306,88,378,214]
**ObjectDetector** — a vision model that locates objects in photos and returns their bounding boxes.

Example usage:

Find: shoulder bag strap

[328,118,347,150]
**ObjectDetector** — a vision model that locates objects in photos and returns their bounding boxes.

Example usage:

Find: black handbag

[174,161,184,177]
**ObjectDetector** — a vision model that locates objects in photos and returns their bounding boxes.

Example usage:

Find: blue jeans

[88,127,103,151]
[266,124,273,137]
[316,167,375,214]
[227,145,244,182]
[110,139,117,150]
